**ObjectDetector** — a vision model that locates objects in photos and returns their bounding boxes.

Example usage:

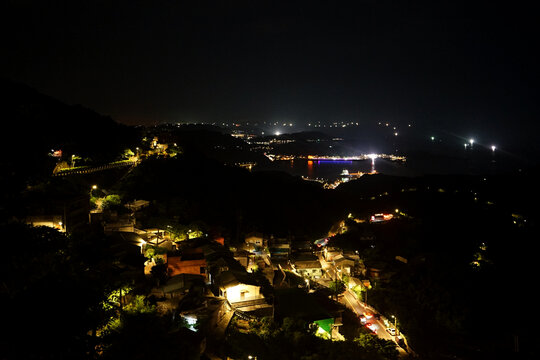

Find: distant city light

[469,138,474,145]
[394,132,398,136]
[491,145,496,152]
[275,131,281,136]
[430,136,435,141]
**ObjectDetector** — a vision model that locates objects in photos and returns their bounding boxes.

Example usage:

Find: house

[216,270,263,304]
[24,194,89,233]
[25,215,64,232]
[333,254,356,277]
[125,199,150,212]
[323,247,342,261]
[245,232,265,248]
[103,214,136,233]
[269,237,291,259]
[167,248,208,281]
[159,273,206,298]
[291,253,323,279]
[233,249,251,269]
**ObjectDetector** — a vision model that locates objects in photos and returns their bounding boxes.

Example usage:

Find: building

[233,250,251,269]
[245,232,265,248]
[333,254,356,277]
[216,270,263,304]
[25,215,64,232]
[291,253,323,279]
[323,247,342,261]
[25,195,89,233]
[167,248,208,281]
[269,237,291,259]
[125,199,150,212]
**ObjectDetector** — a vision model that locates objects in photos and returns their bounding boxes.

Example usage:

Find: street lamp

[391,315,398,335]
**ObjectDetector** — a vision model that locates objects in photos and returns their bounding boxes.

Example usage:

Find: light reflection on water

[254,155,512,180]
[255,159,413,181]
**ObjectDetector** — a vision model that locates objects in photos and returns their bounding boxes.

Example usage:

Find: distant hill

[0,78,139,178]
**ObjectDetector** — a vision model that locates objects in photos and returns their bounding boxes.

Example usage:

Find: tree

[0,223,119,359]
[102,194,122,211]
[354,333,399,360]
[328,279,346,300]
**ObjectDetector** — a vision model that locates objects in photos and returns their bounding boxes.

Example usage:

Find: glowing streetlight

[491,145,496,152]
[430,136,435,141]
[469,139,474,148]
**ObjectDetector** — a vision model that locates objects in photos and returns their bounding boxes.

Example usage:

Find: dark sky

[2,0,539,145]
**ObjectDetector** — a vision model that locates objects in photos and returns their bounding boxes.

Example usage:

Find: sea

[254,153,529,181]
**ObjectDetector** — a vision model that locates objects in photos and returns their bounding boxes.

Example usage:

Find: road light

[90,185,97,198]
[491,145,496,152]
[391,315,398,335]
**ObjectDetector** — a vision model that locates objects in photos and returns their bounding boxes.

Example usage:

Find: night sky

[2,1,539,148]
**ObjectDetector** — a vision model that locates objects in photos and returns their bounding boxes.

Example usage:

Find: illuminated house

[216,270,263,303]
[244,232,265,248]
[333,254,356,277]
[167,247,207,281]
[291,253,323,279]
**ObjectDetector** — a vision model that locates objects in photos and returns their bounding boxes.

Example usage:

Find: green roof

[314,318,334,334]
